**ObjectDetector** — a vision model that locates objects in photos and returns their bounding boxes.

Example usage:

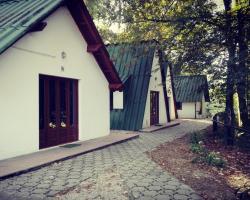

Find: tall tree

[222,0,236,144]
[235,0,250,128]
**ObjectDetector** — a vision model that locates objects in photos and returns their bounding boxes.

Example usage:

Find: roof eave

[0,0,64,55]
[66,0,123,91]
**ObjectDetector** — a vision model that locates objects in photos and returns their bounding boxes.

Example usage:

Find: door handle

[49,122,57,128]
[60,122,67,128]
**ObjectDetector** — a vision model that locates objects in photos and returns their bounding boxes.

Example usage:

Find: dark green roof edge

[108,41,156,131]
[0,0,64,55]
[173,75,210,102]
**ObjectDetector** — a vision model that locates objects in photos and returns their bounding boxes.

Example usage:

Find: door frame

[39,74,79,149]
[150,90,159,125]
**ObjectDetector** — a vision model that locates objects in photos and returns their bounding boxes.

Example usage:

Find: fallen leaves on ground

[147,126,250,200]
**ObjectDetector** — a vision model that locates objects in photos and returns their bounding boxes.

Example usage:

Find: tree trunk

[236,8,250,129]
[225,61,236,145]
[223,0,236,145]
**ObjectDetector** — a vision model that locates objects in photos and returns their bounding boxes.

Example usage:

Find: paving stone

[0,184,8,191]
[0,120,210,199]
[53,178,67,184]
[32,188,49,194]
[189,193,202,200]
[131,190,141,199]
[126,182,136,188]
[174,194,189,200]
[16,191,30,198]
[143,190,158,197]
[8,184,22,190]
[22,182,39,187]
[65,182,78,188]
[176,189,192,196]
[29,193,45,199]
[49,185,67,191]
[132,186,146,193]
[19,187,33,193]
[140,196,154,200]
[43,176,55,181]
[136,181,150,187]
[162,184,177,190]
[30,177,45,183]
[152,181,166,187]
[155,194,173,200]
[167,180,181,187]
[88,190,99,199]
[148,185,162,191]
[11,179,27,186]
[158,176,171,182]
[47,190,60,197]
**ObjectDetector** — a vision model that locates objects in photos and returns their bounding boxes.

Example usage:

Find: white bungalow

[0,0,122,160]
[173,75,210,119]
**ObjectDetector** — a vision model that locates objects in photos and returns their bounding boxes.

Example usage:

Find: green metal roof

[107,41,156,131]
[0,0,64,54]
[173,75,210,102]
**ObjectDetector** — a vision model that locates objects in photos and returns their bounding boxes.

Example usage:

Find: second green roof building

[107,41,177,131]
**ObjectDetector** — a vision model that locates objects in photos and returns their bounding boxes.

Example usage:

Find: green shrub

[190,131,226,168]
[190,131,204,144]
[205,151,226,167]
[190,143,205,154]
[191,152,226,168]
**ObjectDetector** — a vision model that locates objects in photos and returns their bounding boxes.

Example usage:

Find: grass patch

[190,131,226,168]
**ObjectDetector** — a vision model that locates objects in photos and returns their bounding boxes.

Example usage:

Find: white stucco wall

[0,7,110,160]
[165,67,176,120]
[177,94,207,119]
[177,103,196,119]
[201,95,208,118]
[142,53,167,128]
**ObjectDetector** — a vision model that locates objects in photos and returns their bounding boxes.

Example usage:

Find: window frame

[176,102,182,110]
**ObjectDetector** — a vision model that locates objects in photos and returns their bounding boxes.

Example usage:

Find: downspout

[169,63,178,119]
[195,102,197,119]
[200,100,203,115]
[158,50,171,122]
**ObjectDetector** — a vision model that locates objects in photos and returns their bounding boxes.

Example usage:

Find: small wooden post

[225,109,234,145]
[213,114,218,132]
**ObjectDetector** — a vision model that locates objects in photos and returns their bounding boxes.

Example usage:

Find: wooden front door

[39,75,78,149]
[150,91,159,125]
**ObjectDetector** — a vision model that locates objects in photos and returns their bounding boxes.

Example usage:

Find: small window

[113,91,124,109]
[176,102,182,110]
[110,91,124,110]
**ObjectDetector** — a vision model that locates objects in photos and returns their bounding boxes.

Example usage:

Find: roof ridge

[174,75,207,78]
[106,39,159,46]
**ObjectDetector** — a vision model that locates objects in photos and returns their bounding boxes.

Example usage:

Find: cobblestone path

[0,120,211,200]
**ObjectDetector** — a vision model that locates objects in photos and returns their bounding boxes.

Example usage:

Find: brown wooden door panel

[39,75,78,149]
[150,91,159,125]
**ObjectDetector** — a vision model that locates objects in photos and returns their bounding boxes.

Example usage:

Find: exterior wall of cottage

[177,94,207,119]
[0,7,110,160]
[177,103,196,119]
[201,95,208,118]
[142,53,167,128]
